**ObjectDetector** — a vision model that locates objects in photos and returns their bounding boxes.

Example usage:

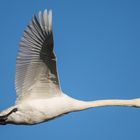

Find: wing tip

[47,9,52,32]
[33,9,53,33]
[42,9,52,32]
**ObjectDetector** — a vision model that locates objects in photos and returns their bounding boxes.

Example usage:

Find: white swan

[0,9,140,125]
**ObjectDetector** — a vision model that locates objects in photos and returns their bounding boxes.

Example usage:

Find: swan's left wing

[15,10,62,102]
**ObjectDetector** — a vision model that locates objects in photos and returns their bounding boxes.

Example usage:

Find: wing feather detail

[15,10,61,101]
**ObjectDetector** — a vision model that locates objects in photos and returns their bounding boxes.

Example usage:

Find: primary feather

[16,10,61,102]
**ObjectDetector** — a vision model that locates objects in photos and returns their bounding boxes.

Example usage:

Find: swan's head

[132,98,140,107]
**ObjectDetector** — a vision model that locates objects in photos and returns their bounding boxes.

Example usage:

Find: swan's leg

[0,117,7,125]
[0,108,18,125]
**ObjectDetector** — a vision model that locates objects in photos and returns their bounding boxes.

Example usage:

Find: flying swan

[0,10,140,125]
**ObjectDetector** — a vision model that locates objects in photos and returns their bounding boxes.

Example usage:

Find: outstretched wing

[15,10,62,102]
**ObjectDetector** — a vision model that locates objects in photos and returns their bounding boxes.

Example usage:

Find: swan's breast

[14,95,76,124]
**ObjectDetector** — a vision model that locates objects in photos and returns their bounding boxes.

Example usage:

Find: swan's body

[0,9,140,125]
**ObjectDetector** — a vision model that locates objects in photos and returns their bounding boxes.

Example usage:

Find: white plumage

[0,9,140,125]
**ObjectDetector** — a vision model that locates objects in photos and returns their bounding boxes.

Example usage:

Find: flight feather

[15,10,61,101]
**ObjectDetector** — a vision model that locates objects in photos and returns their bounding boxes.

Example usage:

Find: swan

[0,9,140,125]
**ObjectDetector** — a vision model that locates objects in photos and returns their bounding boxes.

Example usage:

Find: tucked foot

[0,108,18,125]
[0,116,7,125]
[11,108,18,113]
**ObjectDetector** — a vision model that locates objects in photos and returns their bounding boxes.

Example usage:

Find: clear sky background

[0,0,140,140]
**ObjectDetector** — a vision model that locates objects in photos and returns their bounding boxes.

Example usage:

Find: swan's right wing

[15,10,62,102]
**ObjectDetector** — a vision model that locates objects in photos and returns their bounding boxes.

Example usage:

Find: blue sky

[0,0,140,140]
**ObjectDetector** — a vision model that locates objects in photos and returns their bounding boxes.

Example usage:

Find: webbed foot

[0,108,18,125]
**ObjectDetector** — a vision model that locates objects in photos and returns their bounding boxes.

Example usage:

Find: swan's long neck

[72,98,140,112]
[89,99,135,107]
